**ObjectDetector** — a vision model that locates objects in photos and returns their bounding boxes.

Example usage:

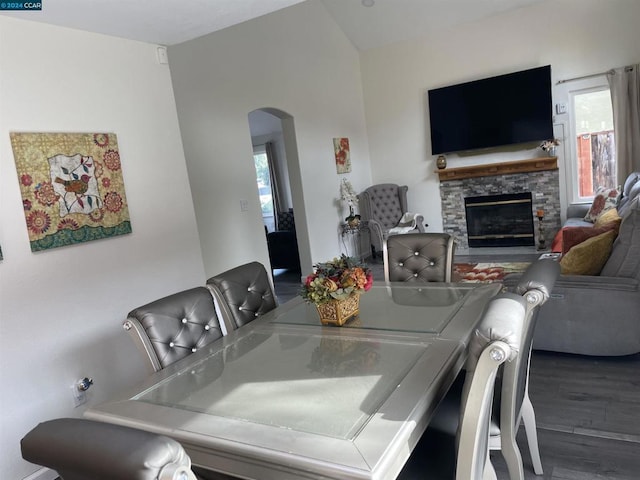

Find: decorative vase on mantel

[315,293,360,326]
[436,155,447,170]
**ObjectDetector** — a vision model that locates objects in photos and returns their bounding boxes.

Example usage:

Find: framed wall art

[333,137,351,174]
[10,132,132,252]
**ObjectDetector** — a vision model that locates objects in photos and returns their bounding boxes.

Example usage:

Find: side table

[340,223,369,261]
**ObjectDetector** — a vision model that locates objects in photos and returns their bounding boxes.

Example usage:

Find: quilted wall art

[10,132,132,252]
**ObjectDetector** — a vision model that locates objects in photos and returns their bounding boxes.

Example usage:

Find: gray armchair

[359,183,426,257]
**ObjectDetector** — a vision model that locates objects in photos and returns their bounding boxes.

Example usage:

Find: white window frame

[562,76,613,204]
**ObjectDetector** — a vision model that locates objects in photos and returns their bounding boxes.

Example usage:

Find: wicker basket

[315,293,360,326]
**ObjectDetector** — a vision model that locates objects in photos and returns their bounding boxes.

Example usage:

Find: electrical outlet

[239,199,249,212]
[71,385,87,407]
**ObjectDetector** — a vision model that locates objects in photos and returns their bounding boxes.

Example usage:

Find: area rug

[453,262,531,283]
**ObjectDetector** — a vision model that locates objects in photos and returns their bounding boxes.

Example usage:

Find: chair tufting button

[204,325,210,330]
[398,262,403,267]
[191,347,197,353]
[254,312,259,317]
[247,287,252,292]
[429,261,435,266]
[414,273,418,277]
[169,342,175,348]
[182,318,187,323]
[414,251,419,255]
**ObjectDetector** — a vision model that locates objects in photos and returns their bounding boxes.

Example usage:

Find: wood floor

[493,351,640,480]
[272,251,640,480]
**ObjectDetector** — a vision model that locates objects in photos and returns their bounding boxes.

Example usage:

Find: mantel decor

[301,255,373,326]
[10,132,131,252]
[436,157,557,182]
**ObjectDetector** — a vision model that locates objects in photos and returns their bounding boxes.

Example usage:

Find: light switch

[240,199,249,212]
[555,103,567,114]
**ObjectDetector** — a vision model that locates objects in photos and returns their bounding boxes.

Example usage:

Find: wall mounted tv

[428,65,553,155]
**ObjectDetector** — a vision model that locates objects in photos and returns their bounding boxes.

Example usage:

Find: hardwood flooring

[493,351,640,480]
[272,250,640,480]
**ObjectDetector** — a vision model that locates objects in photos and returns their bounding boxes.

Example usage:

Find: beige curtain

[607,64,640,182]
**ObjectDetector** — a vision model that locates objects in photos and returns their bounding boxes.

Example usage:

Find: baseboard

[22,467,57,480]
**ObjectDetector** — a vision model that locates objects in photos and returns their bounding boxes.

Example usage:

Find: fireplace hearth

[465,192,534,247]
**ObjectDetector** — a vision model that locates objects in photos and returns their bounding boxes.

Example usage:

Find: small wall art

[333,137,351,174]
[10,132,132,252]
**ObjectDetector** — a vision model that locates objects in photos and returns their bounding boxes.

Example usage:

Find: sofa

[505,171,640,356]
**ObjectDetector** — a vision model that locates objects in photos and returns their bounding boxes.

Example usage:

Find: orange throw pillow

[551,228,565,253]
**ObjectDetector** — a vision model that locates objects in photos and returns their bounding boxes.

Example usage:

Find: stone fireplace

[438,158,561,250]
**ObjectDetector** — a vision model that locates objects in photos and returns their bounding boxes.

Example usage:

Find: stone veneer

[439,169,561,250]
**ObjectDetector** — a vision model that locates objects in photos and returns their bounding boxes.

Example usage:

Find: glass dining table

[86,282,501,480]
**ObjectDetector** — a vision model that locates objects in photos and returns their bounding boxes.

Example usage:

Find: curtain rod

[556,69,616,85]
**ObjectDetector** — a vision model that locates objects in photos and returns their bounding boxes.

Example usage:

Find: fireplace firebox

[464,192,535,247]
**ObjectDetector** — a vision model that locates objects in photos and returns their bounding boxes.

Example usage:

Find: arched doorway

[248,108,308,300]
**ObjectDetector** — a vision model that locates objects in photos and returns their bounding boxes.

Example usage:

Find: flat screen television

[428,65,553,155]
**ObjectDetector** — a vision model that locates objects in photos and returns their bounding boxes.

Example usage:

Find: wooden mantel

[436,157,557,182]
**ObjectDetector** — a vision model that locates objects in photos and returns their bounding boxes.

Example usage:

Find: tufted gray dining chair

[124,286,225,373]
[490,258,559,479]
[398,293,527,480]
[358,183,426,257]
[206,261,277,331]
[383,232,455,282]
[21,418,200,480]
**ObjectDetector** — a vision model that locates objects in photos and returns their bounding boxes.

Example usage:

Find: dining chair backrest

[124,286,225,373]
[21,418,198,480]
[459,292,527,480]
[398,293,526,480]
[383,232,455,282]
[492,258,560,479]
[207,261,277,330]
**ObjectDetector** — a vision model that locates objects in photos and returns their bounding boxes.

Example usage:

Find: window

[570,86,616,201]
[253,145,275,231]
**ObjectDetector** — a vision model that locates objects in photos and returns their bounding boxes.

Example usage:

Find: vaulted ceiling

[1,0,543,50]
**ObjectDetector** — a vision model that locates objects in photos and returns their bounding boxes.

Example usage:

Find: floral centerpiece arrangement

[301,255,373,326]
[340,178,360,227]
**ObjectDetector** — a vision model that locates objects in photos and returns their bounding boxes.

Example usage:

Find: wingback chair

[358,183,426,257]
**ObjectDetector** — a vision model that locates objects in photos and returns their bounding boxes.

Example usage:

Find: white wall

[168,0,372,276]
[0,18,205,478]
[360,0,640,231]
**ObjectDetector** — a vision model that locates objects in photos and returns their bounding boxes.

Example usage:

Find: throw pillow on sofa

[559,229,617,275]
[583,186,620,222]
[594,207,621,227]
[561,219,621,255]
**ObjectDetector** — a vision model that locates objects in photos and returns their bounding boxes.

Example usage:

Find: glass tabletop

[272,283,483,333]
[134,330,428,440]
